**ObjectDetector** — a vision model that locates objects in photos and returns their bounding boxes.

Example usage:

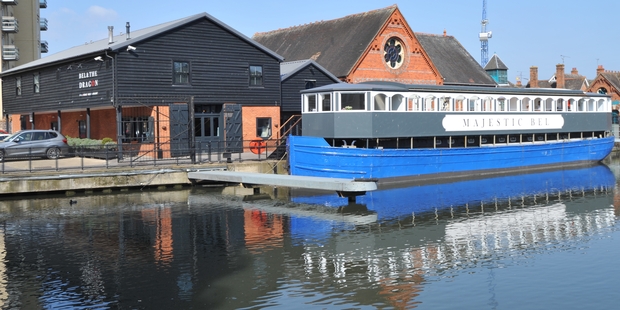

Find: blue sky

[45,0,620,84]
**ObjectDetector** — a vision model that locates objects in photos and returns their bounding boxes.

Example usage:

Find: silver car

[0,130,69,161]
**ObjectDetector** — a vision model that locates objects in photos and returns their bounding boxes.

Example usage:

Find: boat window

[391,94,405,111]
[567,99,574,111]
[483,97,493,111]
[545,98,554,111]
[454,99,463,111]
[306,94,317,112]
[577,99,586,111]
[425,96,435,111]
[534,98,542,111]
[556,99,564,111]
[320,94,331,111]
[374,94,388,111]
[509,97,519,111]
[596,99,606,111]
[440,97,452,111]
[468,97,478,111]
[341,93,365,110]
[522,98,531,111]
[409,96,421,111]
[497,97,506,111]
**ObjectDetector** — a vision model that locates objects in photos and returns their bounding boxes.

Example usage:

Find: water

[0,160,619,309]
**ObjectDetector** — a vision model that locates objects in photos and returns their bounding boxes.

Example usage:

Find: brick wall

[347,10,441,85]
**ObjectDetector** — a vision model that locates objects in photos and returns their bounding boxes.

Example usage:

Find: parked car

[0,130,69,161]
[0,132,9,141]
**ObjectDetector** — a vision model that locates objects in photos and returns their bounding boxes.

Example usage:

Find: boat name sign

[442,114,564,132]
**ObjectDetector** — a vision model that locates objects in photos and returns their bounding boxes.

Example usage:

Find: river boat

[287,82,615,180]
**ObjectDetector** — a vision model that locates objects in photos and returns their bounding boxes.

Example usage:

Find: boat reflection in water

[291,164,616,222]
[256,164,616,308]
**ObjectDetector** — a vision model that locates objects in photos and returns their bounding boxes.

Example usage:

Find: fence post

[207,142,212,163]
[217,141,222,163]
[153,143,156,167]
[28,148,32,173]
[197,141,202,163]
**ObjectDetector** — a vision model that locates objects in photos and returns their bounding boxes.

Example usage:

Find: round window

[384,38,405,69]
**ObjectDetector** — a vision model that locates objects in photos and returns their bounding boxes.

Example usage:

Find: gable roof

[253,6,396,78]
[484,54,508,70]
[415,33,497,86]
[280,59,340,82]
[599,72,620,91]
[2,13,283,76]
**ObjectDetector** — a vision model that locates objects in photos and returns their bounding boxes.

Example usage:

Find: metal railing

[0,138,287,174]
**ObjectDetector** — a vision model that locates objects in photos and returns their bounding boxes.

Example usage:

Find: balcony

[1,0,18,5]
[2,45,19,61]
[39,18,47,31]
[2,16,18,33]
[40,0,46,8]
[41,40,48,53]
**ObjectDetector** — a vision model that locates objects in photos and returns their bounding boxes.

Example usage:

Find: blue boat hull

[287,135,615,180]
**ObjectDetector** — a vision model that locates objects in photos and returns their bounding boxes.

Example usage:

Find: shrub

[67,137,117,148]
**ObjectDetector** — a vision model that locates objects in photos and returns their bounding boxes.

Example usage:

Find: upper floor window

[173,61,190,85]
[305,80,316,89]
[250,65,263,86]
[33,73,40,93]
[16,77,21,96]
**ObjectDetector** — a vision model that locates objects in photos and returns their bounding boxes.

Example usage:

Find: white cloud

[87,5,118,20]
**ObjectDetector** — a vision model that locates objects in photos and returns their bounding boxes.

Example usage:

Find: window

[305,80,316,89]
[341,93,366,110]
[122,117,154,142]
[321,94,331,111]
[78,120,87,138]
[250,65,263,86]
[34,73,40,93]
[306,94,317,112]
[16,76,21,96]
[256,117,271,138]
[173,61,190,85]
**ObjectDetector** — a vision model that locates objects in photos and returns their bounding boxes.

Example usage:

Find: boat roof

[301,81,609,97]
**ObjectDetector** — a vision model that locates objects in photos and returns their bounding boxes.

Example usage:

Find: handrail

[279,114,301,138]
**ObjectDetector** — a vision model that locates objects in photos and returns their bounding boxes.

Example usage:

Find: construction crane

[479,0,492,67]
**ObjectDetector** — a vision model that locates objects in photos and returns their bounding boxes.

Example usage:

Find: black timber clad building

[0,13,284,154]
[280,60,340,116]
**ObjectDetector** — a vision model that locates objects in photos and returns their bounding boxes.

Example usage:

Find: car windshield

[4,131,26,142]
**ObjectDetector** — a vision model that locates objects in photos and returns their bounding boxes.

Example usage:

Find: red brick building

[253,5,495,87]
[587,65,620,109]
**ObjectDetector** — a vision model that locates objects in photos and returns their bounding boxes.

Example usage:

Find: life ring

[249,140,266,154]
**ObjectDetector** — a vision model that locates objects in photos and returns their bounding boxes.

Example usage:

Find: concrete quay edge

[0,160,287,197]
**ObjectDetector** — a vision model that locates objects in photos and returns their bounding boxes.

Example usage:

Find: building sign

[442,114,564,131]
[78,70,99,96]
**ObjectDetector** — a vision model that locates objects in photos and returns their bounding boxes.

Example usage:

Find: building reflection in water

[0,164,615,309]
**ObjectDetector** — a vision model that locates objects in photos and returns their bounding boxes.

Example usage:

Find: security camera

[94,56,103,61]
[127,45,136,51]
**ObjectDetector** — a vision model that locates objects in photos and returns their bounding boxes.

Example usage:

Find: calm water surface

[1,160,620,309]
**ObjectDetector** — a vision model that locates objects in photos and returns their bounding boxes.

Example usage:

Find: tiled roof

[280,59,339,82]
[415,33,496,86]
[253,6,397,78]
[484,54,509,70]
[601,72,620,91]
